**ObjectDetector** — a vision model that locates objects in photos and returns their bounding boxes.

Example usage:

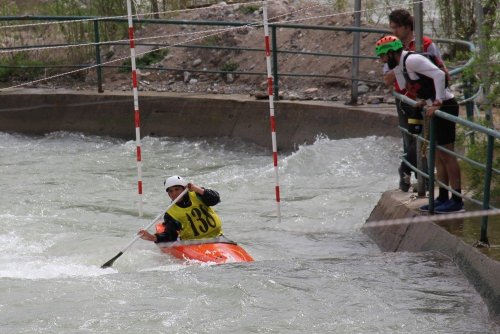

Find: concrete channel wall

[0,89,399,151]
[363,190,500,324]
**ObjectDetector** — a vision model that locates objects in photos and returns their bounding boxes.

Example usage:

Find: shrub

[457,122,500,207]
[220,61,239,73]
[120,48,169,72]
[239,5,259,15]
[0,53,44,82]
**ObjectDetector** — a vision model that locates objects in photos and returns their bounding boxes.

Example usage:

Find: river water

[1,132,498,333]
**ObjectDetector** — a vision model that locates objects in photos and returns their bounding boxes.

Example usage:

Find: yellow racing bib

[167,191,223,240]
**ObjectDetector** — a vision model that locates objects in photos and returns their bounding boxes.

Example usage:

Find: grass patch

[457,122,500,207]
[120,48,169,72]
[0,53,45,82]
[220,61,239,73]
[201,35,222,46]
[239,5,259,15]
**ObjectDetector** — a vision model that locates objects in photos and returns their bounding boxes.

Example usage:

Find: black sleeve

[154,213,181,243]
[198,188,220,206]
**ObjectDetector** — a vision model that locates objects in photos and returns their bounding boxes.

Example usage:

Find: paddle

[101,187,188,269]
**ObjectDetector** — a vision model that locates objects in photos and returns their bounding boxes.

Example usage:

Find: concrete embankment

[363,190,500,324]
[0,89,399,150]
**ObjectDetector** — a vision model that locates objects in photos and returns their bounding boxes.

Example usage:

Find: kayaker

[138,175,224,242]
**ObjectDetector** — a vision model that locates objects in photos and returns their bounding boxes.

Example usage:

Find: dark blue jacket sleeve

[198,188,220,206]
[154,213,181,243]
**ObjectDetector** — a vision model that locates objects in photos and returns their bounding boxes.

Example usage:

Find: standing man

[383,9,447,192]
[375,36,463,213]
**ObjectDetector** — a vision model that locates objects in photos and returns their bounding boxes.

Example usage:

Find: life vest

[394,36,437,95]
[166,191,223,240]
[402,52,449,101]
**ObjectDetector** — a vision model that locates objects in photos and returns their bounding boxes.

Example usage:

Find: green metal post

[464,79,475,144]
[94,20,104,93]
[480,135,494,244]
[428,115,436,214]
[348,0,361,105]
[271,25,279,100]
[464,80,475,120]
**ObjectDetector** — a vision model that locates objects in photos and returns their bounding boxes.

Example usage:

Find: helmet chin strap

[387,53,398,69]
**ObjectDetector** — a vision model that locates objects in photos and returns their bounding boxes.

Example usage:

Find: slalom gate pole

[126,0,144,216]
[262,1,282,223]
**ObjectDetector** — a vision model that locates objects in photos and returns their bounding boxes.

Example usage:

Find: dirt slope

[99,1,385,101]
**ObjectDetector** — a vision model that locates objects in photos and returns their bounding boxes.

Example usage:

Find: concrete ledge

[0,89,399,151]
[363,190,500,324]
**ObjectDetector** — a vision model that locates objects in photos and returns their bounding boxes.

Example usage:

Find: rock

[192,58,202,67]
[330,95,339,101]
[357,84,370,94]
[226,73,235,83]
[386,97,396,104]
[198,75,209,82]
[189,78,198,84]
[253,92,269,100]
[367,95,384,104]
[268,2,289,20]
[304,87,318,94]
[183,71,191,83]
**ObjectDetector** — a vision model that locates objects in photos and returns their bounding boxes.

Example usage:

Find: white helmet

[164,175,188,192]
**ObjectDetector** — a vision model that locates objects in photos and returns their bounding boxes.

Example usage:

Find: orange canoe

[156,236,254,264]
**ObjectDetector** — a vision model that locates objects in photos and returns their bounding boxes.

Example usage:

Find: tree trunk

[151,0,160,18]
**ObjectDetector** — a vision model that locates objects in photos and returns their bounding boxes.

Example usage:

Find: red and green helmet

[375,35,403,56]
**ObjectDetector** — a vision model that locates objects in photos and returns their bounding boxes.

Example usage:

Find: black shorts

[435,98,459,145]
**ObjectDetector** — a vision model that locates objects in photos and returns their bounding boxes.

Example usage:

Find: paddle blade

[101,251,123,269]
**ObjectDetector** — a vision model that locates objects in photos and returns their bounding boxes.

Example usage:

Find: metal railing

[395,92,499,246]
[0,16,472,98]
[0,16,385,94]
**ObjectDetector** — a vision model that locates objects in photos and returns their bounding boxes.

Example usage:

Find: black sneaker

[435,200,465,214]
[419,199,446,212]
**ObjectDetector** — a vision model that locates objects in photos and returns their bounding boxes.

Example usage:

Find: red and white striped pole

[126,0,143,216]
[263,1,282,223]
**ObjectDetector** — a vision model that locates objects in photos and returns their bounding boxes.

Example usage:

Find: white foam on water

[0,256,114,279]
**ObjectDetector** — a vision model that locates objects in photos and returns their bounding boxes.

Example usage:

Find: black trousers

[396,100,418,178]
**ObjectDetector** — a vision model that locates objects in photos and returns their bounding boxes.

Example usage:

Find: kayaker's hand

[138,229,156,242]
[187,183,204,195]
